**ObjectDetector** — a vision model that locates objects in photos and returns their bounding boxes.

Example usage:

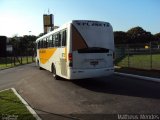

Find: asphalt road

[0,63,160,120]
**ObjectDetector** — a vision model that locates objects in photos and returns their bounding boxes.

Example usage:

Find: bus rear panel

[67,20,114,79]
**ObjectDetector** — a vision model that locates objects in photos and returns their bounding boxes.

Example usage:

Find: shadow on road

[72,75,160,99]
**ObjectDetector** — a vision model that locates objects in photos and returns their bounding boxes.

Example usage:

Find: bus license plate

[90,61,99,66]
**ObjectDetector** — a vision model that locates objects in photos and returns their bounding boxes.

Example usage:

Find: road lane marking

[115,72,160,83]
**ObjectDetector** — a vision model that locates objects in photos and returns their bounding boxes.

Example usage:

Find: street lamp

[26,31,31,63]
[29,31,31,36]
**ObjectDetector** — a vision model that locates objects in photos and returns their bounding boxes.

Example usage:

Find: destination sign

[75,21,110,27]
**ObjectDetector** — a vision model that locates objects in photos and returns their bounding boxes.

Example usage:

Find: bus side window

[43,39,45,48]
[46,37,48,48]
[43,38,47,48]
[38,41,40,49]
[55,34,58,47]
[42,40,44,48]
[52,35,55,47]
[40,40,43,48]
[55,33,61,47]
[62,30,67,46]
[58,32,61,47]
[48,35,52,47]
[43,39,46,48]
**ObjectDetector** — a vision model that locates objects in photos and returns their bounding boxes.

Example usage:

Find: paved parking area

[0,63,160,120]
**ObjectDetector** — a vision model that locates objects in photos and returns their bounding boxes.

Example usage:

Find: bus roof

[36,20,112,42]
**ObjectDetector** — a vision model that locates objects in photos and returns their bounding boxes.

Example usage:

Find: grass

[0,56,34,69]
[0,89,36,120]
[116,54,160,70]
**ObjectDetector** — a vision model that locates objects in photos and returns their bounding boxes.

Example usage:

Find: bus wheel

[37,60,43,70]
[52,64,59,80]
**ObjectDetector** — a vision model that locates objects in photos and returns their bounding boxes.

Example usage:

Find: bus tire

[37,60,43,70]
[52,64,59,80]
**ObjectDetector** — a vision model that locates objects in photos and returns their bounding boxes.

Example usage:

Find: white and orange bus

[36,20,114,80]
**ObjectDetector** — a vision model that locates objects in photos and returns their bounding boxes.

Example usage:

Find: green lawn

[0,57,34,69]
[0,89,36,120]
[116,54,160,70]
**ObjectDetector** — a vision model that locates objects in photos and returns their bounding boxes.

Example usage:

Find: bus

[35,20,114,80]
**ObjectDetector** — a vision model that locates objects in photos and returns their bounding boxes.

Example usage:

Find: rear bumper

[68,67,114,79]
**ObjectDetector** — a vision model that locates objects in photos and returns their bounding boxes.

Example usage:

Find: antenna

[48,8,50,15]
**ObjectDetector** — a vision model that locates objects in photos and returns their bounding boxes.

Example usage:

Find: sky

[0,0,160,37]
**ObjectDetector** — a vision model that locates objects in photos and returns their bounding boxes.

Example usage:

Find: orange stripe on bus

[39,48,57,64]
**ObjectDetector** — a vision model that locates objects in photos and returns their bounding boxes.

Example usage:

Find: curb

[115,72,160,83]
[0,88,11,92]
[11,88,42,120]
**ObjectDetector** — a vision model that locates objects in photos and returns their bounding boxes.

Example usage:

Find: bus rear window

[78,47,109,53]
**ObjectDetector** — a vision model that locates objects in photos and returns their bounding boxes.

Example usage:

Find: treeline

[7,26,160,53]
[8,35,37,56]
[114,26,160,44]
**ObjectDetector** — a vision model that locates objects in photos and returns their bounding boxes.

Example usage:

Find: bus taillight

[68,53,72,61]
[68,53,73,67]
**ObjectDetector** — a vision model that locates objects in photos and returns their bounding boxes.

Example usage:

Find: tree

[114,31,128,44]
[154,33,160,42]
[9,36,20,51]
[20,35,37,56]
[127,26,154,44]
[8,35,37,56]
